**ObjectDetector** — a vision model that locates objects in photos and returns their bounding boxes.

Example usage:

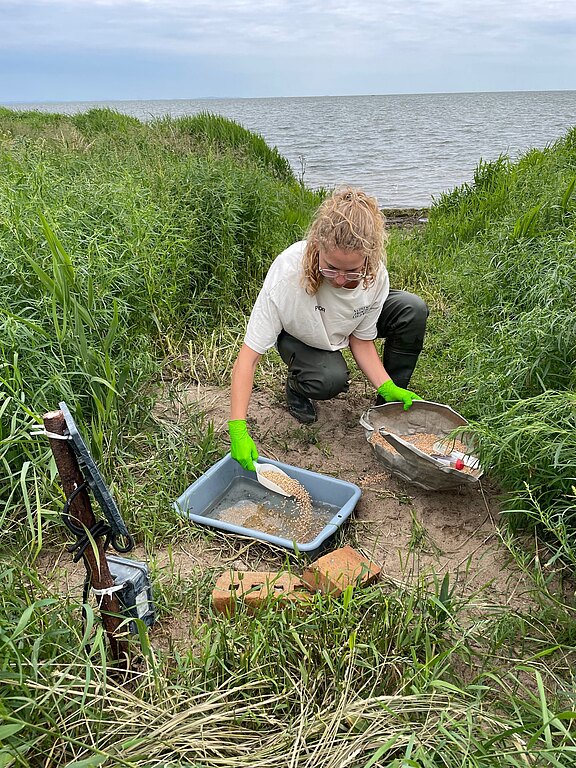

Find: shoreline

[381,207,429,229]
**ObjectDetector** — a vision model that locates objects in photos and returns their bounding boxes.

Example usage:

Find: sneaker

[285,380,317,424]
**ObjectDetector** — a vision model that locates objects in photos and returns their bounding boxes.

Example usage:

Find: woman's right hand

[228,419,259,471]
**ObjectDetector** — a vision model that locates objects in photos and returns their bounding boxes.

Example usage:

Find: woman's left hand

[377,380,422,410]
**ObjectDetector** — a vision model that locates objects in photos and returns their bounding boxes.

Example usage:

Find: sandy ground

[37,380,537,651]
[173,382,530,604]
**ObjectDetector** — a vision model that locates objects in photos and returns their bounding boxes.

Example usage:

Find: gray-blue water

[4,91,575,208]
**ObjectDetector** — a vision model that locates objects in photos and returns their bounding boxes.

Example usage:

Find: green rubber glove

[228,419,259,471]
[377,380,422,411]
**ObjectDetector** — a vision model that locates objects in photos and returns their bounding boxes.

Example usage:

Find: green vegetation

[1,108,575,765]
[390,133,576,566]
[0,106,320,529]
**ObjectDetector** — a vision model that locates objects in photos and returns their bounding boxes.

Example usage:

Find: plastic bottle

[431,454,465,470]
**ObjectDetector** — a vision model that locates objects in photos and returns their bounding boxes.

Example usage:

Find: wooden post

[43,409,129,663]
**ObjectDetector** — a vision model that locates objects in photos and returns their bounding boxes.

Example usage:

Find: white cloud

[2,0,576,57]
[1,0,574,100]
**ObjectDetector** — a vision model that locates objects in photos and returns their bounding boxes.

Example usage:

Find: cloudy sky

[1,0,575,103]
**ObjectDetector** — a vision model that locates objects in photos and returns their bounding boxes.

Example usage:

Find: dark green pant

[277,290,428,400]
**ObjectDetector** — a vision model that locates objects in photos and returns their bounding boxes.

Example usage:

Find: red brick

[212,576,239,616]
[242,573,311,612]
[301,546,381,596]
[212,570,312,614]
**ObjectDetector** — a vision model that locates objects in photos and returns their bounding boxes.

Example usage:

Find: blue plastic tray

[174,454,361,554]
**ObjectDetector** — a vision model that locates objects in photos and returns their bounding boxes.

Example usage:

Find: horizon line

[2,87,575,106]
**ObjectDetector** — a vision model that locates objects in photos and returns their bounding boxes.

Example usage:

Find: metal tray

[360,400,482,490]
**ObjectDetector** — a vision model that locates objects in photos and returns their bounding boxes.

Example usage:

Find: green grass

[160,110,295,182]
[2,559,575,766]
[0,107,321,505]
[388,127,576,563]
[1,107,576,765]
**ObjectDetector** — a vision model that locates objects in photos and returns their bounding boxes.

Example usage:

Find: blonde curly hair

[302,187,387,295]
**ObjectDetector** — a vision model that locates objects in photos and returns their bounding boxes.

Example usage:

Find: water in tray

[203,477,338,543]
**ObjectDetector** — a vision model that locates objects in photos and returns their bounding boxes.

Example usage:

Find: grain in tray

[258,470,312,513]
[370,429,477,475]
[402,432,469,456]
[369,431,398,453]
[257,469,317,542]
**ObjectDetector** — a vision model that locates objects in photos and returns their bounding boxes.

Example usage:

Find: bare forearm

[348,336,390,389]
[230,343,261,420]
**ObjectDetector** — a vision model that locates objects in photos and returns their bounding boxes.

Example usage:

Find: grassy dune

[1,108,575,766]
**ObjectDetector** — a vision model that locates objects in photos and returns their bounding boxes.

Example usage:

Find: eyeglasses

[318,266,366,281]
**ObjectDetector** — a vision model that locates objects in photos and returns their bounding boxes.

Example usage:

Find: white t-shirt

[244,241,389,354]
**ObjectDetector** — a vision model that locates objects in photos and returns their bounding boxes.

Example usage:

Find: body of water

[4,91,576,208]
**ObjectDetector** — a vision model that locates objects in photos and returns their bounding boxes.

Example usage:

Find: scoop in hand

[254,461,293,497]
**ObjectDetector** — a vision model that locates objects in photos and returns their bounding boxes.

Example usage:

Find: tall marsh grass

[0,108,321,512]
[390,127,576,560]
[165,111,295,182]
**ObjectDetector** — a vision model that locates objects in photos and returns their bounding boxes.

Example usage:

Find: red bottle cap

[454,458,465,470]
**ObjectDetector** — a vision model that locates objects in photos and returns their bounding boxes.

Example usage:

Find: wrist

[228,419,248,437]
[377,380,394,395]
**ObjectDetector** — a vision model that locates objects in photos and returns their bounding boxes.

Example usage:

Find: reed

[163,111,295,182]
